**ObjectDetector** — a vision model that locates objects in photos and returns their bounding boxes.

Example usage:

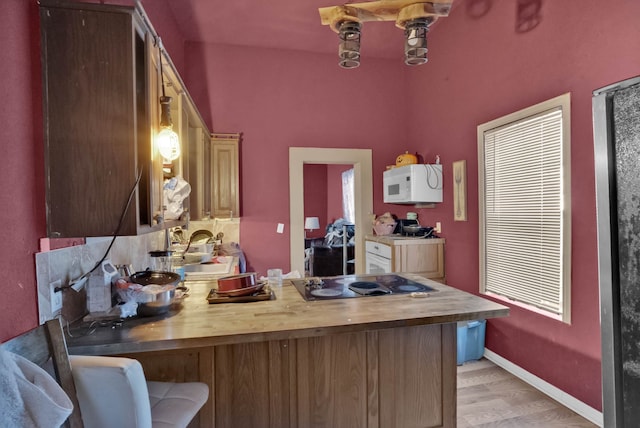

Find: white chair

[70,355,208,428]
[1,319,208,428]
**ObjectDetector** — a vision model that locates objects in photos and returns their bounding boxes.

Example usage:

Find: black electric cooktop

[291,274,436,301]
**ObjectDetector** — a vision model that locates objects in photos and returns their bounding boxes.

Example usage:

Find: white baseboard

[483,349,603,427]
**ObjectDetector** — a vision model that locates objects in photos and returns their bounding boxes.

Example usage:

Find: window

[342,168,355,224]
[477,93,571,322]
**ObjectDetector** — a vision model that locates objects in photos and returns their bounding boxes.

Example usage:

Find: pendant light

[319,0,452,68]
[338,21,362,69]
[404,17,432,65]
[156,40,180,161]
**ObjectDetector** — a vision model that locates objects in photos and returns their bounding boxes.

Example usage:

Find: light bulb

[404,17,431,66]
[408,29,419,46]
[157,127,180,161]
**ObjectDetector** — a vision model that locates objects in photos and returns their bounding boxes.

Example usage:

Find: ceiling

[160,0,454,60]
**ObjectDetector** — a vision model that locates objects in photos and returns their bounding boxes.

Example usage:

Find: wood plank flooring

[457,358,598,427]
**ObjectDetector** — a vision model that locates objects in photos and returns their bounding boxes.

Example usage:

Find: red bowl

[217,273,258,291]
[216,282,265,297]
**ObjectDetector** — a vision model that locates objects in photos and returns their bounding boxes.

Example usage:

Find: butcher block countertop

[65,273,509,356]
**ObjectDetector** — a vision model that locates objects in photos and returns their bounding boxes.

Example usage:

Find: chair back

[1,319,83,428]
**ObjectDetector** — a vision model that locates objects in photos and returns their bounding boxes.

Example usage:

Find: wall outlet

[277,223,284,234]
[435,222,442,234]
[50,280,62,314]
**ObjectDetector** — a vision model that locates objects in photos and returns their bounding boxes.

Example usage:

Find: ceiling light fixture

[404,17,432,65]
[338,21,362,69]
[319,0,452,68]
[156,40,180,162]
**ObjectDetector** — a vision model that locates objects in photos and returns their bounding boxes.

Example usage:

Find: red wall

[0,0,45,341]
[400,0,640,410]
[184,43,407,277]
[303,164,328,239]
[4,0,639,412]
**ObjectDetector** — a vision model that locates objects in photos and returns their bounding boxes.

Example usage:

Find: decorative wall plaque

[453,160,467,221]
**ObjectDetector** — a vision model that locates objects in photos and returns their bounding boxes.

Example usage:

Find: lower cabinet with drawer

[365,236,445,282]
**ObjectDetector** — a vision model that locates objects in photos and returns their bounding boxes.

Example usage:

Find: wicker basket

[373,222,396,236]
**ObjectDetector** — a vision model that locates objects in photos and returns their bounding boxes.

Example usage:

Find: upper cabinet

[39,0,210,237]
[186,132,241,221]
[211,133,241,219]
[186,126,211,221]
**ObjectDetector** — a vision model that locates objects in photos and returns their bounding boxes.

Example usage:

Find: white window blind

[479,94,571,321]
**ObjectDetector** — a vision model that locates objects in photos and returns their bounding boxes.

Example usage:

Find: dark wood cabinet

[40,1,170,237]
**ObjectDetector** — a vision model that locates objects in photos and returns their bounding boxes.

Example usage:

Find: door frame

[289,147,373,275]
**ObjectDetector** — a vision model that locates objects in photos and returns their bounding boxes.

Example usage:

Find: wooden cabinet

[392,238,445,280]
[366,237,445,282]
[186,126,212,220]
[129,323,456,428]
[163,67,212,222]
[211,133,240,218]
[39,1,205,238]
[182,131,240,221]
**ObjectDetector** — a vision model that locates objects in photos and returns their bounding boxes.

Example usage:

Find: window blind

[481,107,565,315]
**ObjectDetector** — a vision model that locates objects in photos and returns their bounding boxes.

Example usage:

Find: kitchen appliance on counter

[394,219,436,238]
[87,260,119,314]
[291,274,435,301]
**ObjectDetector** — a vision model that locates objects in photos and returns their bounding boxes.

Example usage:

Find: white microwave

[383,164,443,204]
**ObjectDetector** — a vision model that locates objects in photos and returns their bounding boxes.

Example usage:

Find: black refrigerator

[593,75,640,428]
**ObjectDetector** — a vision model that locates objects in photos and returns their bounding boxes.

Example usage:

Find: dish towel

[0,347,73,428]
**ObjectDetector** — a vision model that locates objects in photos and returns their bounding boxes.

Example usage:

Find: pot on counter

[129,270,181,287]
[401,224,434,237]
[129,271,181,316]
[402,224,423,234]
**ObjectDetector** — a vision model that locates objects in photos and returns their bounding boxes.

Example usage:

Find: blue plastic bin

[456,320,486,365]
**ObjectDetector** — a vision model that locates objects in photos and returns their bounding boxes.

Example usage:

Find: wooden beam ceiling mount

[319,0,453,32]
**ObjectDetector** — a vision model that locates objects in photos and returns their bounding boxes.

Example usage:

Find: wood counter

[66,274,508,428]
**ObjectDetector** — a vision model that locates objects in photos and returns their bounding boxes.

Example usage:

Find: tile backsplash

[36,218,240,324]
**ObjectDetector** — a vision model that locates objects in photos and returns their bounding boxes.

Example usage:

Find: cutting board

[206,288,274,304]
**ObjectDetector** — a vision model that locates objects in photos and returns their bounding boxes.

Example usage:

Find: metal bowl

[403,224,423,233]
[129,271,181,317]
[137,286,175,316]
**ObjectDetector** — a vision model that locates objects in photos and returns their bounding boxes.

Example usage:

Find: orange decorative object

[395,151,418,166]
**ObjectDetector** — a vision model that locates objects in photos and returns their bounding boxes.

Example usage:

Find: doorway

[289,147,373,275]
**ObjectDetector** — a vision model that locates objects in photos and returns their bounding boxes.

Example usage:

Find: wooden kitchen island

[66,274,508,428]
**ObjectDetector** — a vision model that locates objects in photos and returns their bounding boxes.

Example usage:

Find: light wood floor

[457,358,598,427]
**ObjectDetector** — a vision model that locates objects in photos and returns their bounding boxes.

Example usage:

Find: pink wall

[303,164,328,239]
[3,0,638,412]
[185,43,407,276]
[0,0,45,341]
[400,0,640,410]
